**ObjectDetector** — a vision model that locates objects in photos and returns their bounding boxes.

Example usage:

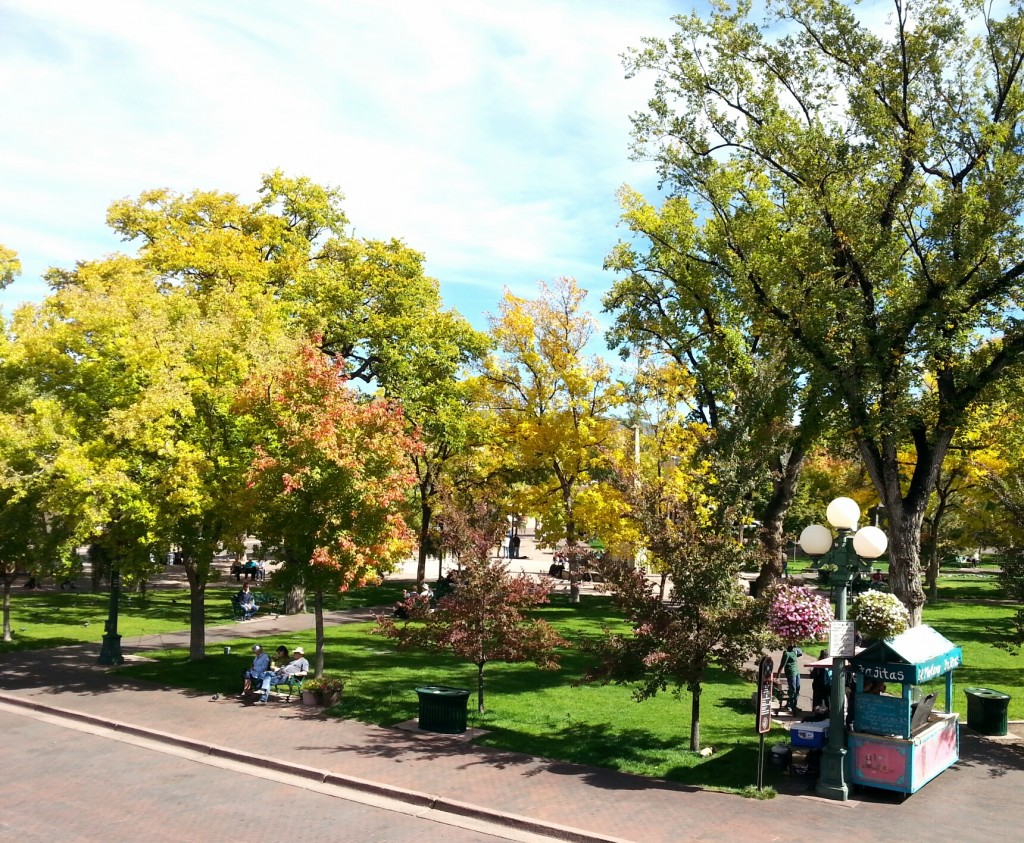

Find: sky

[0,0,685,334]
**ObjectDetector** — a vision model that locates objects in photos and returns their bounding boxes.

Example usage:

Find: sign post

[755,655,774,790]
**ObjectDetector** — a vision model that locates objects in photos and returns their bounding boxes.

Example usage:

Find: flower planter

[301,690,319,706]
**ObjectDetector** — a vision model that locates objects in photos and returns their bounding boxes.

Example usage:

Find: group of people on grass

[241,644,309,703]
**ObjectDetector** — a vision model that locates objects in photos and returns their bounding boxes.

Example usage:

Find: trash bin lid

[965,687,1011,700]
[415,685,470,697]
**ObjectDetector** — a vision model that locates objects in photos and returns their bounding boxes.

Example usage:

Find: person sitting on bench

[237,583,259,620]
[257,647,309,703]
[242,644,270,695]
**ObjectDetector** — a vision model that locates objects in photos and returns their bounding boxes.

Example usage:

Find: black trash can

[415,685,471,733]
[508,536,521,559]
[964,687,1011,736]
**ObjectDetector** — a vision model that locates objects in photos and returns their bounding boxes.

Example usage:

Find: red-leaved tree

[376,550,565,713]
[245,341,421,676]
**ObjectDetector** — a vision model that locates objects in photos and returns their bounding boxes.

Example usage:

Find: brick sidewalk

[3,604,1024,843]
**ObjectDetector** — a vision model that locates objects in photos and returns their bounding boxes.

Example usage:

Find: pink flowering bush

[768,584,832,645]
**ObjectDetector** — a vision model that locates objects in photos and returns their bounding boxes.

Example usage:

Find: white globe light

[799,524,834,556]
[853,525,888,559]
[826,497,861,530]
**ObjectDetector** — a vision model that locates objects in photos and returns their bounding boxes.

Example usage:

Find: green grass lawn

[7,574,1024,789]
[0,580,411,654]
[118,594,790,790]
[0,588,196,652]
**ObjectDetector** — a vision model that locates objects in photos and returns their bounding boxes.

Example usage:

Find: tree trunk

[755,441,806,594]
[416,497,433,590]
[314,588,324,678]
[2,575,12,642]
[186,577,206,661]
[689,683,702,752]
[477,661,486,713]
[858,430,951,627]
[183,549,216,660]
[285,582,307,615]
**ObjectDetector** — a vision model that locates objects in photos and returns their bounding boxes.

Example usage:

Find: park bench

[230,590,280,621]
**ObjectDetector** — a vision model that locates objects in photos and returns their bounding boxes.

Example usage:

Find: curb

[0,691,631,843]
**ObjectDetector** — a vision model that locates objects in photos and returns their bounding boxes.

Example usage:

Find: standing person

[241,644,270,695]
[810,649,832,712]
[499,534,510,559]
[777,644,803,715]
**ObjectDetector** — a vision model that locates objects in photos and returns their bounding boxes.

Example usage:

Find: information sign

[830,620,856,658]
[756,655,774,734]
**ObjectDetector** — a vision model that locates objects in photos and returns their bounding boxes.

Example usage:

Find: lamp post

[97,564,123,665]
[798,496,887,802]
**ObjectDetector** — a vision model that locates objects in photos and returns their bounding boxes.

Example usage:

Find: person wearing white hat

[257,647,310,703]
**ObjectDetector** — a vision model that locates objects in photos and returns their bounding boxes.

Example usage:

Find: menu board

[856,692,909,738]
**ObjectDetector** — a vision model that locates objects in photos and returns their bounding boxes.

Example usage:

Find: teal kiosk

[848,626,962,796]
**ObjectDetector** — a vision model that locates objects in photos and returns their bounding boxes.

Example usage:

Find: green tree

[11,256,291,659]
[625,0,1024,623]
[479,278,624,602]
[109,173,491,589]
[0,244,21,289]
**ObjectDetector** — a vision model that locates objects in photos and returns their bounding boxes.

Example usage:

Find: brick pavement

[3,533,1023,842]
[3,603,1024,843]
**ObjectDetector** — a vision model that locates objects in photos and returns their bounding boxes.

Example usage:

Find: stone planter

[301,688,342,707]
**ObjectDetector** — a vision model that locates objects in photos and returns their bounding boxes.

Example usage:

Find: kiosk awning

[852,625,962,684]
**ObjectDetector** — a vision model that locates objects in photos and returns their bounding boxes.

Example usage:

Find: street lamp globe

[853,525,888,559]
[799,524,833,556]
[826,497,861,530]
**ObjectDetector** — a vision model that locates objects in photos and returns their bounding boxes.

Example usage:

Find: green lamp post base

[98,632,123,665]
[815,745,849,801]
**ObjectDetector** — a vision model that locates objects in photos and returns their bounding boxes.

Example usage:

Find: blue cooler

[791,722,829,749]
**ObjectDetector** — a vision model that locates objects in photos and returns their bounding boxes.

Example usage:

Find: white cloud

[0,0,680,326]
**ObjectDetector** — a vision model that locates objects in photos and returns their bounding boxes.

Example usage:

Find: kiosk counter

[848,625,962,796]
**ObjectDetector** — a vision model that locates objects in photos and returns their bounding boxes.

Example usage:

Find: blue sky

[0,0,683,334]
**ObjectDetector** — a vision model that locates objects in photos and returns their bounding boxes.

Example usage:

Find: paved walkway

[3,533,1023,841]
[3,600,1024,843]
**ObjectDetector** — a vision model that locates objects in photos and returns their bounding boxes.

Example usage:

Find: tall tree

[625,0,1024,623]
[109,172,490,587]
[11,256,290,659]
[244,343,420,676]
[480,278,624,602]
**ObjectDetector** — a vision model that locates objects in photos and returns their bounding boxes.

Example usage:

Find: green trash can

[415,685,471,734]
[964,687,1011,736]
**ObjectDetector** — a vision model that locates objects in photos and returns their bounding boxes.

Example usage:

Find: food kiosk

[847,625,962,796]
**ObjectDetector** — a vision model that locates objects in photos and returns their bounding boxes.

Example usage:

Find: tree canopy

[623,0,1024,622]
